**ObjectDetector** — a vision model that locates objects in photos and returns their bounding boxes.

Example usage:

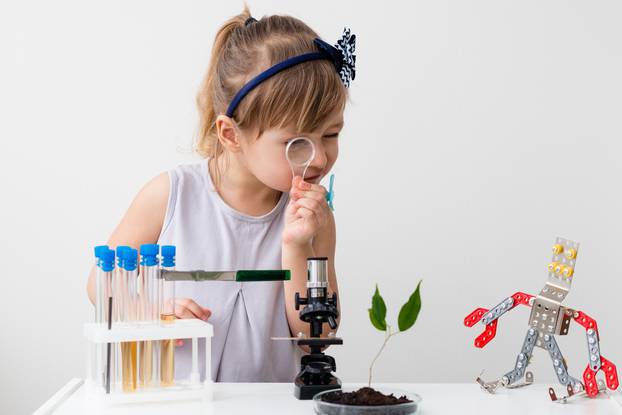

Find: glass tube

[102,249,116,394]
[94,245,108,324]
[160,245,176,386]
[112,247,127,392]
[94,250,106,389]
[138,244,159,388]
[95,248,117,392]
[121,248,138,392]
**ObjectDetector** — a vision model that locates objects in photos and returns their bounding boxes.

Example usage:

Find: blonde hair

[195,6,348,185]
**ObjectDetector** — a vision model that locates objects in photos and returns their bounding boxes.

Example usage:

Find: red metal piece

[573,311,599,336]
[474,320,498,348]
[511,292,533,306]
[464,307,488,327]
[600,356,619,391]
[583,365,600,397]
[464,307,499,348]
[580,357,619,397]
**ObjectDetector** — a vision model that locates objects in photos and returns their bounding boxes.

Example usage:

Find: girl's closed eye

[324,132,340,139]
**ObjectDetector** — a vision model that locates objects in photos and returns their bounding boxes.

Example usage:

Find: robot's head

[540,237,579,300]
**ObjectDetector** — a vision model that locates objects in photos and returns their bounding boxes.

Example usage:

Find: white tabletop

[38,380,622,415]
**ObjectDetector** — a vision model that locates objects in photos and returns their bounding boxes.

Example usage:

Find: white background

[2,1,622,414]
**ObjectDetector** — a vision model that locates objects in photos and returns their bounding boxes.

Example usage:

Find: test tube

[113,246,129,391]
[160,245,176,386]
[93,246,108,390]
[119,247,138,392]
[114,247,130,322]
[99,249,116,394]
[93,245,109,324]
[138,244,159,387]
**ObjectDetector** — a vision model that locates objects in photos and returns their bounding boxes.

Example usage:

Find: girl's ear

[215,115,242,153]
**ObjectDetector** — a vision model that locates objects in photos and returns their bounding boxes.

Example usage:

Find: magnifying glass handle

[291,167,310,181]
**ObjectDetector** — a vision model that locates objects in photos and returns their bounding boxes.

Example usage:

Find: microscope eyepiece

[307,257,328,288]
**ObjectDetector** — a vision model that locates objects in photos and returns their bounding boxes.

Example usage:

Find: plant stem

[368,326,398,387]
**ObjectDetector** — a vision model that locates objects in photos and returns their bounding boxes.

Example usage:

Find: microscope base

[294,376,341,400]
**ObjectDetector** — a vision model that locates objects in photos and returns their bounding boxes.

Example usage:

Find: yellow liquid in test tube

[121,342,137,392]
[160,313,175,386]
[139,341,153,387]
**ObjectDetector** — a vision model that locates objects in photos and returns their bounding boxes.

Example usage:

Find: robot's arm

[464,292,533,348]
[572,310,619,396]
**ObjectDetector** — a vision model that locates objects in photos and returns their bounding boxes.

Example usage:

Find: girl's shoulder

[159,160,215,237]
[168,160,210,191]
[113,172,170,247]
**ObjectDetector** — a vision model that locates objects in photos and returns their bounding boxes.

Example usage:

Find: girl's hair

[195,6,348,186]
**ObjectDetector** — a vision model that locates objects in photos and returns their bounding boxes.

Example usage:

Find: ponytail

[195,6,251,160]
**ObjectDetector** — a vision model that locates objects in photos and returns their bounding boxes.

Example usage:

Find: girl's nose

[310,143,327,170]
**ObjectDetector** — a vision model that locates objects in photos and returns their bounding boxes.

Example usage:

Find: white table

[36,380,622,415]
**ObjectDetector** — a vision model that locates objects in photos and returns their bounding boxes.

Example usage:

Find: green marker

[161,270,291,282]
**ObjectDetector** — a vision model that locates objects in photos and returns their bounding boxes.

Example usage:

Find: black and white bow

[314,28,357,88]
[335,28,356,87]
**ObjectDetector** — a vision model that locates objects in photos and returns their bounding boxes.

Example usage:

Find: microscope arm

[464,292,533,348]
[572,310,619,396]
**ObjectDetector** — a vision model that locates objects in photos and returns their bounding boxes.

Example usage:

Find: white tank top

[157,160,300,382]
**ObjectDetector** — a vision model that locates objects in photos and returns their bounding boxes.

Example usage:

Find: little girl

[87,7,356,382]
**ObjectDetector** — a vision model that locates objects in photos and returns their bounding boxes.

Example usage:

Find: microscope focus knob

[295,292,307,310]
[328,315,337,330]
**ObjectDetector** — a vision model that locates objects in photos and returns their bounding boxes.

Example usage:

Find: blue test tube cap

[161,245,176,267]
[116,246,130,267]
[94,245,109,259]
[140,244,159,266]
[100,249,115,272]
[124,248,138,271]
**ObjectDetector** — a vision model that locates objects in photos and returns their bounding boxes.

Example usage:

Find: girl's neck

[209,155,282,217]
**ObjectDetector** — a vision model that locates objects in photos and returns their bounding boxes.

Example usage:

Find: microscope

[293,257,342,400]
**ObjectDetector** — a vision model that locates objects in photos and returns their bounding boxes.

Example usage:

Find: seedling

[368,281,422,386]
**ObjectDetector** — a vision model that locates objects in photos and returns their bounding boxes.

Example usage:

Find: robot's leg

[477,328,537,393]
[541,334,583,391]
[501,328,538,387]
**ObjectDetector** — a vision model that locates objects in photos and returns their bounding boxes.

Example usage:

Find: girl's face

[238,110,344,193]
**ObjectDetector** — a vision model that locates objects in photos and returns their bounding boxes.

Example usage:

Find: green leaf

[369,284,387,331]
[368,308,386,331]
[398,280,422,332]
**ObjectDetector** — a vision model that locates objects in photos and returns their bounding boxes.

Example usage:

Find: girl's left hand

[282,176,329,247]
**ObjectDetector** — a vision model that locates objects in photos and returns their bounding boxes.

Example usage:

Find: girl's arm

[282,209,340,339]
[86,173,169,305]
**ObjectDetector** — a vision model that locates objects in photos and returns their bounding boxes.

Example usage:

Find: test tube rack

[83,318,213,405]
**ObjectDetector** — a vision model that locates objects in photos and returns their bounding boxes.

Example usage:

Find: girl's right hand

[174,298,211,347]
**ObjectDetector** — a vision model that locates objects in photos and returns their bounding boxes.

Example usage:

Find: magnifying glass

[285,137,315,180]
[285,137,336,211]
